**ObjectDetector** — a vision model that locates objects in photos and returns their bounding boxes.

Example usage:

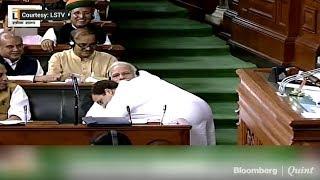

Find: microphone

[110,130,118,146]
[160,105,167,125]
[23,105,28,124]
[278,68,320,95]
[71,74,80,125]
[71,74,80,99]
[126,106,132,124]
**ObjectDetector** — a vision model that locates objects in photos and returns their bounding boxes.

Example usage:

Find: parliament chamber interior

[0,0,320,179]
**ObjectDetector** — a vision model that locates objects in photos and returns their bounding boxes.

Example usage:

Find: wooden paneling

[222,0,240,39]
[294,0,320,70]
[230,0,302,65]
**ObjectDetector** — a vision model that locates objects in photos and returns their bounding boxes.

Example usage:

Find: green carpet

[117,18,213,37]
[110,1,187,19]
[133,55,255,77]
[111,0,256,145]
[125,36,229,57]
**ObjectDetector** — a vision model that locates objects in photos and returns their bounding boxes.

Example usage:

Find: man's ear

[105,89,114,95]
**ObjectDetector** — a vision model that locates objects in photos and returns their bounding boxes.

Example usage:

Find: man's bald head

[0,32,22,44]
[0,32,24,61]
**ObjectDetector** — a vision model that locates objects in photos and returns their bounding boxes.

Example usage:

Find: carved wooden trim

[302,7,317,33]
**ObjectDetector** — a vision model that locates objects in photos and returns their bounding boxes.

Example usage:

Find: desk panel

[0,122,191,145]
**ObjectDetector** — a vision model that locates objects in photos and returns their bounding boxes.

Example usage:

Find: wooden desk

[0,121,191,145]
[38,21,117,36]
[236,68,320,146]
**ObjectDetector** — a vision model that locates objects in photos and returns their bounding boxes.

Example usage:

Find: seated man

[47,28,117,81]
[0,32,60,82]
[0,64,31,121]
[41,0,110,52]
[87,62,216,146]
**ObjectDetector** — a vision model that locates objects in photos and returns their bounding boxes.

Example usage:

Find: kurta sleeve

[41,28,57,44]
[8,85,31,121]
[47,52,62,75]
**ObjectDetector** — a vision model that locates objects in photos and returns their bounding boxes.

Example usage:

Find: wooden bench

[24,44,125,72]
[38,21,117,36]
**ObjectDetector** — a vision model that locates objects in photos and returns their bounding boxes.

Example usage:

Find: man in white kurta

[0,64,31,121]
[87,70,216,145]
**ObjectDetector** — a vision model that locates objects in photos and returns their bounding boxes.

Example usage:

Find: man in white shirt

[87,63,216,145]
[0,32,60,82]
[0,64,31,121]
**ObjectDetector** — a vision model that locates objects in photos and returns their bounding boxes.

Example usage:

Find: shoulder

[52,49,72,56]
[52,49,71,58]
[94,51,117,60]
[7,82,17,90]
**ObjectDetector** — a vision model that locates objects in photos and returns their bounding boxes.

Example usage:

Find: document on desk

[131,118,148,124]
[293,88,320,118]
[0,120,25,125]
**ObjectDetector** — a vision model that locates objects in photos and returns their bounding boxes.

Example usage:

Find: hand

[34,74,61,82]
[41,39,54,52]
[176,118,189,125]
[8,115,21,120]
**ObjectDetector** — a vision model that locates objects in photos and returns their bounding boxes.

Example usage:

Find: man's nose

[12,46,19,51]
[78,12,85,18]
[1,75,8,81]
[119,75,125,79]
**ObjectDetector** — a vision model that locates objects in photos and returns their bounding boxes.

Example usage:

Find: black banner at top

[19,10,68,20]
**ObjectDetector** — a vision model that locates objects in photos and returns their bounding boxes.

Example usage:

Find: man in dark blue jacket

[0,32,60,82]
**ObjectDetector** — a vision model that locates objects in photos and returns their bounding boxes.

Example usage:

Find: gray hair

[0,32,22,45]
[107,61,137,78]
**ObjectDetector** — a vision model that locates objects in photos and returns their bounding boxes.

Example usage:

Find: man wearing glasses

[41,0,110,52]
[46,28,117,81]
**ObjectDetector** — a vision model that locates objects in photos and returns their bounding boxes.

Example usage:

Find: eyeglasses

[75,42,97,50]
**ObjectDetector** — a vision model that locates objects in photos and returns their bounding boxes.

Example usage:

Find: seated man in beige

[47,28,117,82]
[0,64,31,121]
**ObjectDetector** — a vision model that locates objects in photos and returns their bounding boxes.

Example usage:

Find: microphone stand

[72,75,80,125]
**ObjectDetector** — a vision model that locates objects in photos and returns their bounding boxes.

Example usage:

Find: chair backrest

[20,83,93,123]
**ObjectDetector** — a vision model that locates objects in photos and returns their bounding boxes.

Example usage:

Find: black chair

[91,130,132,145]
